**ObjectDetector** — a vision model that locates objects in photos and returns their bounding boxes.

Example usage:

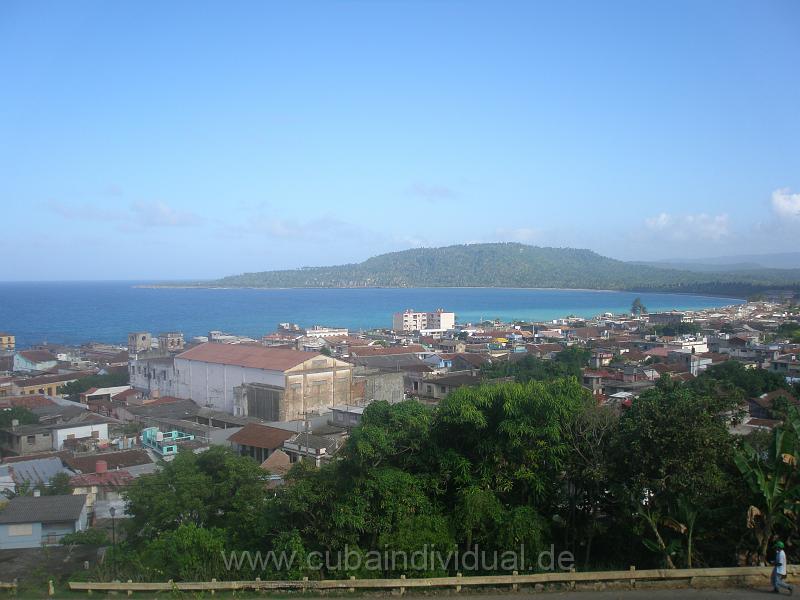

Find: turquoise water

[0,282,742,348]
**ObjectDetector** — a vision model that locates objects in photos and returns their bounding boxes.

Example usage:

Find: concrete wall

[1,430,53,455]
[352,369,405,404]
[129,359,179,398]
[175,358,284,414]
[283,357,353,420]
[53,423,109,450]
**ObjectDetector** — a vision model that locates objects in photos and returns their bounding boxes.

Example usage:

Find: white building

[304,326,349,338]
[392,309,455,332]
[51,421,109,450]
[173,343,353,418]
[129,357,179,398]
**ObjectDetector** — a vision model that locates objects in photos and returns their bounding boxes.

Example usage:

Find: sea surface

[0,282,744,348]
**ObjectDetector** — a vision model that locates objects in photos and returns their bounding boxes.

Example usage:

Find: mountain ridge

[178,243,800,298]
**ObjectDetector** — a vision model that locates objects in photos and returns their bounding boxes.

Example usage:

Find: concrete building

[392,309,455,332]
[158,332,185,353]
[12,370,95,397]
[228,422,295,463]
[128,332,153,355]
[0,414,110,456]
[303,326,349,338]
[129,356,179,398]
[330,405,365,428]
[0,332,15,351]
[174,343,354,417]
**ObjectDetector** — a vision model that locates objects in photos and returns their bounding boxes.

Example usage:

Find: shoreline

[133,284,748,301]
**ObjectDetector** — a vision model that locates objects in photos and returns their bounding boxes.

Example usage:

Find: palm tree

[631,297,647,317]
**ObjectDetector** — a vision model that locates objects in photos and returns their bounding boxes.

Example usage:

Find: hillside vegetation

[204,243,800,297]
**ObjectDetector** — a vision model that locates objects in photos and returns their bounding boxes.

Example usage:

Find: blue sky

[1,0,799,280]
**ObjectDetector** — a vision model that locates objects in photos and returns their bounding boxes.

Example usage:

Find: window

[26,435,36,444]
[8,524,33,537]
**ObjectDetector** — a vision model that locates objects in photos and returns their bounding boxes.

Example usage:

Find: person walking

[772,541,793,595]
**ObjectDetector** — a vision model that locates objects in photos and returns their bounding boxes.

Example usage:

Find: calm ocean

[0,282,743,348]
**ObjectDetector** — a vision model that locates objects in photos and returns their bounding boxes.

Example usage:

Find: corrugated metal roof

[0,457,73,485]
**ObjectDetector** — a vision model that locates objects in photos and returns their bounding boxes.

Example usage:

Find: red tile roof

[13,370,96,387]
[0,395,57,409]
[350,345,426,357]
[141,395,185,406]
[177,343,319,371]
[64,450,152,473]
[753,389,799,409]
[228,423,295,450]
[70,470,134,488]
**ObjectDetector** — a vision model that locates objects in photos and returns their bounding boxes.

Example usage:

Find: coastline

[133,283,749,301]
[0,282,749,349]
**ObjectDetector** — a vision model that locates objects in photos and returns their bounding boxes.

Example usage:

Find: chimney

[95,460,108,474]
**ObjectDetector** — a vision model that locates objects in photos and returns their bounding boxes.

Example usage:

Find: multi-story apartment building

[392,309,455,332]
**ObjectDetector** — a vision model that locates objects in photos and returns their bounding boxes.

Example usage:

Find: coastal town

[1,295,799,556]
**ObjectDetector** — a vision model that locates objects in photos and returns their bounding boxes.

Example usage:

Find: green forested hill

[201,243,800,297]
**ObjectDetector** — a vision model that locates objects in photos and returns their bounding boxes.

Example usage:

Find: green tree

[124,446,270,547]
[433,379,589,508]
[631,297,647,316]
[610,377,738,568]
[734,410,800,564]
[143,524,227,581]
[0,406,38,428]
[58,372,130,401]
[39,472,73,496]
[561,402,616,565]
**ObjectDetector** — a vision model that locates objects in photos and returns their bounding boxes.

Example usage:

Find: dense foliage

[58,372,130,401]
[482,346,589,381]
[0,406,38,428]
[198,243,800,297]
[96,368,800,583]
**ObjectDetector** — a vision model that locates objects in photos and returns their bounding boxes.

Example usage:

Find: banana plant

[662,498,700,568]
[734,408,800,564]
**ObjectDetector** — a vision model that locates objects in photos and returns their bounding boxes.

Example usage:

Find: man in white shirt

[772,540,793,595]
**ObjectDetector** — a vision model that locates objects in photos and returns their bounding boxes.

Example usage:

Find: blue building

[0,494,87,549]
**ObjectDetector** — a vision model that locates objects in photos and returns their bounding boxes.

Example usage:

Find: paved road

[454,589,789,599]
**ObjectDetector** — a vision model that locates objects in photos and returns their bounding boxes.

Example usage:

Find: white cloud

[228,215,374,243]
[772,188,800,220]
[46,200,126,222]
[130,201,203,227]
[46,200,203,230]
[644,212,730,242]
